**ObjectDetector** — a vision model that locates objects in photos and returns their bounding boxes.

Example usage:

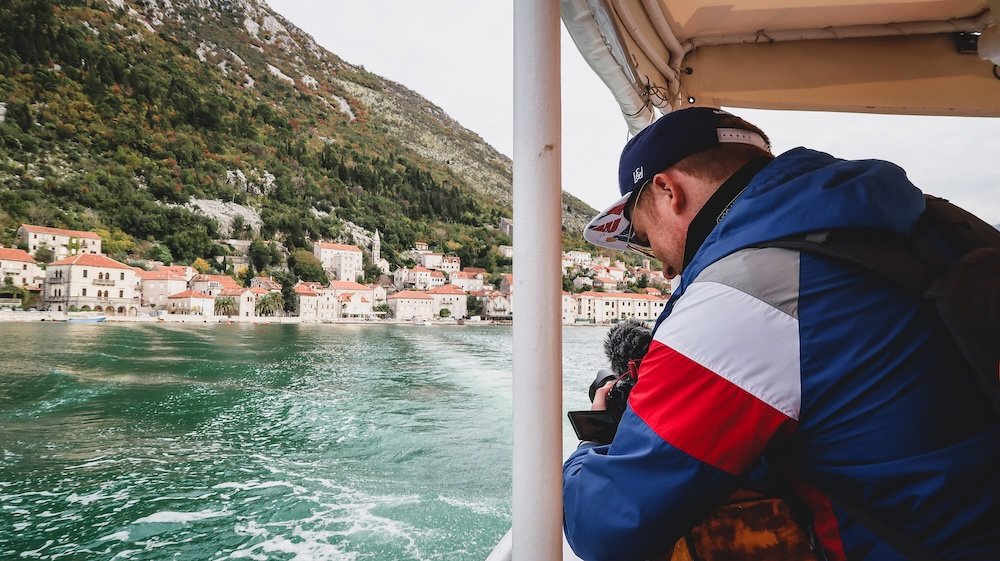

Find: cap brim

[583,192,634,252]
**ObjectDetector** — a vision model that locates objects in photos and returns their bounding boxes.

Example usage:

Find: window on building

[82,288,87,296]
[120,272,125,280]
[119,290,123,298]
[83,270,88,278]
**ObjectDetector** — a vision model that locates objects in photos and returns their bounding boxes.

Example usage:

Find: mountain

[0,0,596,270]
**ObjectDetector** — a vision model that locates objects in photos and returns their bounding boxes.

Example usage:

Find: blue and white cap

[583,107,769,252]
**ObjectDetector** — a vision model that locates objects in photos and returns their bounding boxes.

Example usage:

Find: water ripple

[0,323,611,560]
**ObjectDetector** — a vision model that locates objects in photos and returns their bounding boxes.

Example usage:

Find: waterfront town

[0,223,672,324]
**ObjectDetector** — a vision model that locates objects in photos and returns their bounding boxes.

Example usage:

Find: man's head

[584,107,771,277]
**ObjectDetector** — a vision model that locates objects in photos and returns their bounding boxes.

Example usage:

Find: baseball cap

[583,107,770,252]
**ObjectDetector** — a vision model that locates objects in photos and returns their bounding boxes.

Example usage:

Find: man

[564,107,999,561]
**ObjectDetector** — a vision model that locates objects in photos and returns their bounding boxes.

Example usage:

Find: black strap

[824,493,945,561]
[755,231,939,298]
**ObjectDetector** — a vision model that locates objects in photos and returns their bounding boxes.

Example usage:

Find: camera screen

[567,411,619,445]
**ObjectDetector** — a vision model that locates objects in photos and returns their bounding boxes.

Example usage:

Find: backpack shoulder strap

[754,230,938,298]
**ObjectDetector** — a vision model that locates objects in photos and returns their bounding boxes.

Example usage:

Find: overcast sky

[268,0,1000,225]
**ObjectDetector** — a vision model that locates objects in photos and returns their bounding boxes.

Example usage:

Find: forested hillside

[0,0,597,271]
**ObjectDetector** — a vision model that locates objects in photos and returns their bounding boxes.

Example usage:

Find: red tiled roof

[218,287,248,297]
[49,253,131,269]
[19,224,101,240]
[577,291,666,301]
[463,267,487,275]
[428,284,466,295]
[315,242,361,252]
[293,283,318,296]
[411,266,431,273]
[0,248,36,263]
[430,271,445,278]
[192,274,241,289]
[388,290,432,300]
[329,280,370,291]
[168,290,213,299]
[141,269,187,281]
[252,276,282,290]
[248,287,269,295]
[153,265,193,276]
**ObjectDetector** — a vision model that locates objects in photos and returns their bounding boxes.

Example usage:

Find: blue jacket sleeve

[563,405,741,561]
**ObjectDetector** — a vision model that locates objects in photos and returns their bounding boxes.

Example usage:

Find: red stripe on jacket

[789,478,848,561]
[629,340,797,475]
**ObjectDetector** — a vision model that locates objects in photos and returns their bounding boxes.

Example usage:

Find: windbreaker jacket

[564,148,1000,561]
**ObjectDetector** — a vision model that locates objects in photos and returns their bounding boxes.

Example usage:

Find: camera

[568,320,652,444]
[589,359,641,423]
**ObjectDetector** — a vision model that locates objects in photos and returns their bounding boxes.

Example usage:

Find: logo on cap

[632,167,644,185]
[589,218,621,233]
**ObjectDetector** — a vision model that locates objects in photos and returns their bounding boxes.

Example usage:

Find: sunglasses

[623,182,657,259]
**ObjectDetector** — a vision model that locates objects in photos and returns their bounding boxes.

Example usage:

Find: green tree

[0,277,23,303]
[287,250,328,284]
[255,292,282,316]
[95,228,135,259]
[214,296,237,317]
[361,252,382,283]
[231,215,248,239]
[562,276,574,293]
[145,243,173,265]
[269,270,299,314]
[248,238,273,272]
[191,257,212,274]
[439,308,451,318]
[34,246,54,264]
[236,265,254,287]
[467,295,483,316]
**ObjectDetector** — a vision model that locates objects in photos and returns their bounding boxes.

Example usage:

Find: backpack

[757,194,1000,417]
[755,194,1000,561]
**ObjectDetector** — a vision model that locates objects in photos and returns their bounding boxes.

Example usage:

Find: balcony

[93,279,116,286]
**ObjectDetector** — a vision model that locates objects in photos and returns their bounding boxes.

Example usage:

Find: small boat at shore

[66,315,107,324]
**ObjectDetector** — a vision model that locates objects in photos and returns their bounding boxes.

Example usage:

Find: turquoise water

[0,323,606,560]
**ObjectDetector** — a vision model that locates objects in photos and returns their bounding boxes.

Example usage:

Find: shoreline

[0,311,608,327]
[0,311,472,326]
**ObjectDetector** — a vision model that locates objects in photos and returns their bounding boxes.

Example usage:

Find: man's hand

[592,380,615,411]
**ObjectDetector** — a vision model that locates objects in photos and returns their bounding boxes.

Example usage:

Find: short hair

[672,114,773,184]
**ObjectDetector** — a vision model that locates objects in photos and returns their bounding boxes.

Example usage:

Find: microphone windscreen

[604,319,652,375]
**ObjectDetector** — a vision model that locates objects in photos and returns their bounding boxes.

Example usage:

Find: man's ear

[652,171,685,215]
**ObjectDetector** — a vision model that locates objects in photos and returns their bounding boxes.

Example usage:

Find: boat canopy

[562,0,1000,133]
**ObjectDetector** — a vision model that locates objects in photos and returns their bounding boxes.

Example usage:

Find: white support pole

[512,1,563,560]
